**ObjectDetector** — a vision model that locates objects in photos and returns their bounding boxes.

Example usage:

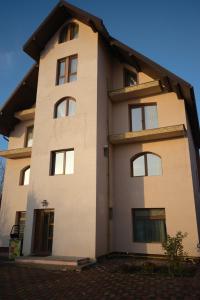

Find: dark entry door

[33,209,54,256]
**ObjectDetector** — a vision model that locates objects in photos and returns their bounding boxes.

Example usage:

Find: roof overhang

[0,64,38,136]
[23,0,109,60]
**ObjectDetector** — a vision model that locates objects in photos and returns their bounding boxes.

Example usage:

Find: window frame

[129,103,158,132]
[54,97,76,119]
[124,68,138,87]
[19,166,30,186]
[58,22,79,44]
[56,54,78,85]
[24,125,34,148]
[50,149,74,176]
[132,208,167,243]
[130,152,162,177]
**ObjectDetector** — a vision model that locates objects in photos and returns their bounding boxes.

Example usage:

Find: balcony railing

[0,147,32,159]
[109,80,166,102]
[109,124,186,145]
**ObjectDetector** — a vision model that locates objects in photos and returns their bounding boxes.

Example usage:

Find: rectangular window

[56,55,78,85]
[25,126,34,147]
[51,149,74,175]
[130,104,158,131]
[132,208,166,243]
[124,69,137,87]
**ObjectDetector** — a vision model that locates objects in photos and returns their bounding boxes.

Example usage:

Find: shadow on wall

[112,141,147,255]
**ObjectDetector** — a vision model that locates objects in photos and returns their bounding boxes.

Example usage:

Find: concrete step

[15,256,96,270]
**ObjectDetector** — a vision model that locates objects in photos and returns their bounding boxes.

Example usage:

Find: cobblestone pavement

[0,257,200,300]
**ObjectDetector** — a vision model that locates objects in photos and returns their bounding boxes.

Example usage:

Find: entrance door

[33,209,54,256]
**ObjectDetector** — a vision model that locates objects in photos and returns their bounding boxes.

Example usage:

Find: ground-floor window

[132,208,167,243]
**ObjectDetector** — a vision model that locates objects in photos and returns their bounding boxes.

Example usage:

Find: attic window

[124,69,138,87]
[59,23,79,44]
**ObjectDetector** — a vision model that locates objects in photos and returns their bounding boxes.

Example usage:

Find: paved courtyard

[0,257,200,299]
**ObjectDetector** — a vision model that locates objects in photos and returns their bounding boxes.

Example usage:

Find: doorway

[33,209,54,256]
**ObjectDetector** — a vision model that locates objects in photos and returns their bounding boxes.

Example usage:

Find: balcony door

[33,209,54,256]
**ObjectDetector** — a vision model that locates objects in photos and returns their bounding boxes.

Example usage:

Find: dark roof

[0,0,199,146]
[0,64,38,136]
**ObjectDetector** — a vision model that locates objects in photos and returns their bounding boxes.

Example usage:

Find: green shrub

[162,231,188,276]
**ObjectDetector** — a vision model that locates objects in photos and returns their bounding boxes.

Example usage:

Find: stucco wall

[23,20,98,258]
[95,38,112,257]
[111,91,199,256]
[112,92,186,135]
[0,120,32,247]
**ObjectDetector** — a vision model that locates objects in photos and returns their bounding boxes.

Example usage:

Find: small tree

[162,231,188,275]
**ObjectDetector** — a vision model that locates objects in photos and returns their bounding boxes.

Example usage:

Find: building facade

[0,1,200,258]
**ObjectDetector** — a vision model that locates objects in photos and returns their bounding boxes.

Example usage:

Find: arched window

[131,152,162,177]
[59,23,79,44]
[20,166,30,186]
[54,97,76,119]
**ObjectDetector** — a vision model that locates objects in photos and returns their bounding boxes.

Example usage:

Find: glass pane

[26,127,33,147]
[133,155,145,176]
[59,27,68,43]
[68,99,76,116]
[134,209,150,217]
[125,70,137,86]
[58,77,65,85]
[149,209,165,217]
[59,61,65,76]
[134,219,147,242]
[69,74,77,82]
[131,107,143,131]
[145,105,158,129]
[134,215,166,242]
[54,152,64,175]
[24,168,30,185]
[65,150,74,174]
[134,209,165,218]
[70,24,79,39]
[150,220,166,242]
[56,100,66,118]
[70,57,77,74]
[147,154,162,176]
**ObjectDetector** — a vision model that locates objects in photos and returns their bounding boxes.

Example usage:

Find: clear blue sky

[0,0,200,150]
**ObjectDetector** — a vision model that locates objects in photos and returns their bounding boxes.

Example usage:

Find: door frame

[32,209,55,256]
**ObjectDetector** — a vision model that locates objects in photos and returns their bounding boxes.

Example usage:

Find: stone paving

[0,257,200,299]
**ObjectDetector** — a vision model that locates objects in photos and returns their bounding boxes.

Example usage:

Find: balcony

[109,80,166,102]
[109,124,186,145]
[15,108,35,121]
[0,147,32,159]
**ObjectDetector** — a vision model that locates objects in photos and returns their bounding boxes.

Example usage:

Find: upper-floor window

[20,166,30,186]
[124,69,137,87]
[56,55,78,85]
[131,152,162,177]
[51,149,74,175]
[25,126,34,147]
[130,104,158,131]
[54,97,76,119]
[59,23,79,44]
[132,208,166,243]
